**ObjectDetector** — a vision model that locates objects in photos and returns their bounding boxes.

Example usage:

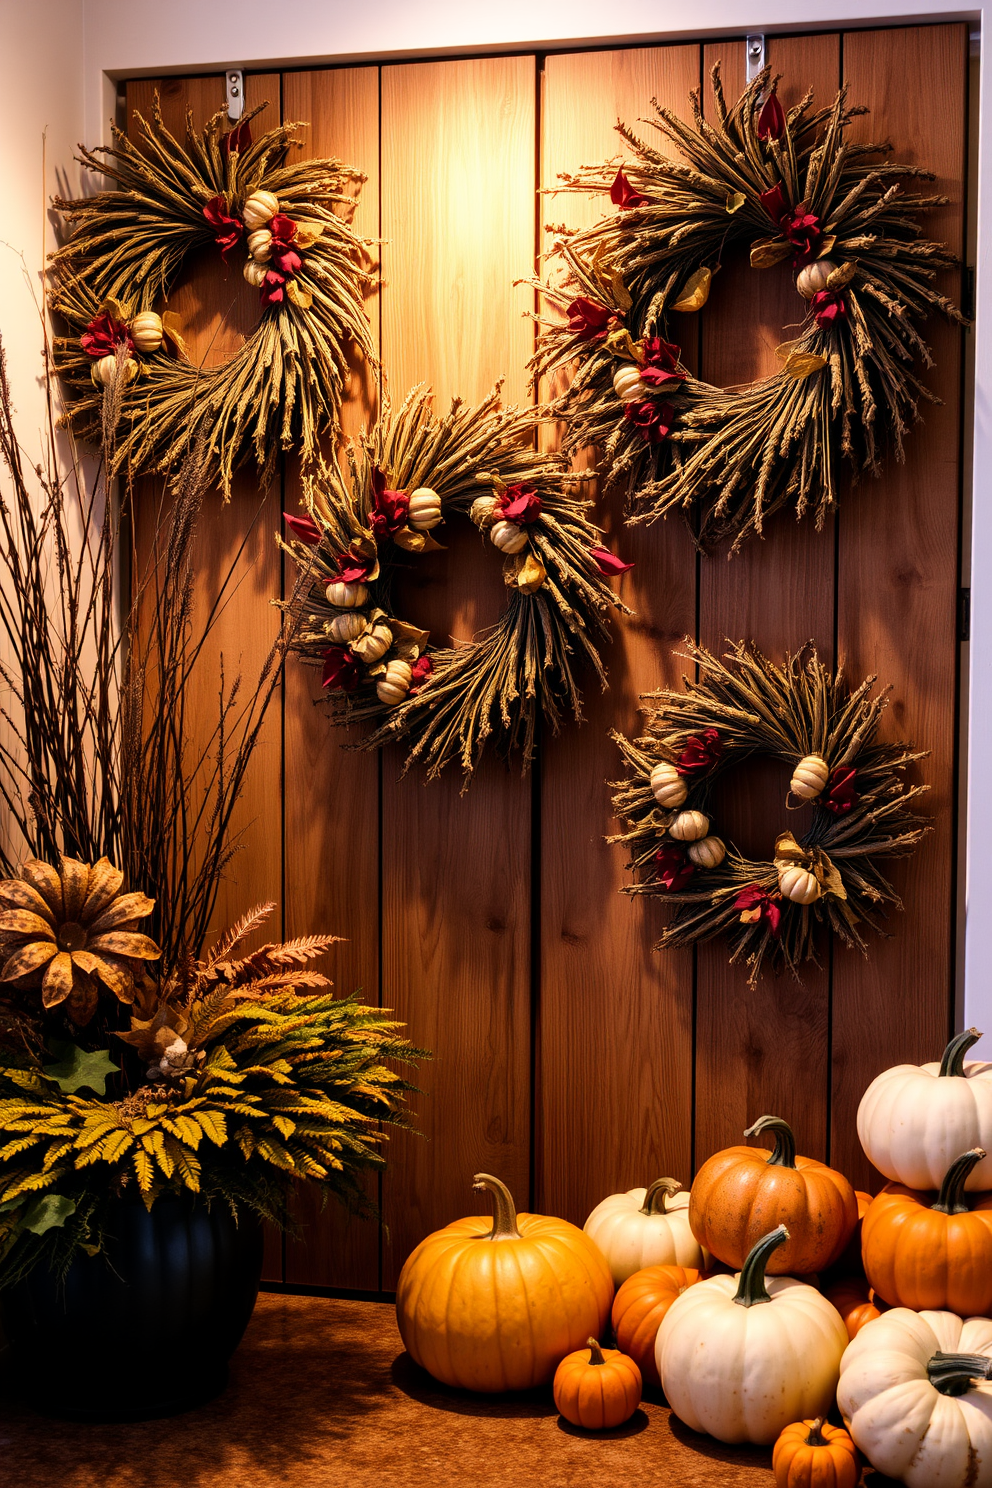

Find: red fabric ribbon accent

[676,728,722,776]
[222,120,253,156]
[822,766,859,816]
[321,646,361,692]
[624,399,675,445]
[370,468,410,539]
[409,655,433,695]
[811,288,847,327]
[566,296,620,342]
[80,312,133,359]
[655,844,696,891]
[759,183,789,224]
[261,216,303,305]
[757,91,786,142]
[260,269,286,306]
[203,195,243,256]
[734,884,782,937]
[283,512,323,545]
[496,485,542,525]
[590,546,634,577]
[781,204,823,269]
[334,550,373,585]
[610,168,648,210]
[639,336,685,390]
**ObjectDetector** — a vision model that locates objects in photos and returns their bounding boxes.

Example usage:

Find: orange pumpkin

[553,1337,642,1429]
[828,1188,872,1276]
[689,1115,858,1274]
[772,1417,861,1488]
[611,1264,705,1387]
[395,1173,613,1392]
[823,1274,887,1340]
[862,1146,992,1314]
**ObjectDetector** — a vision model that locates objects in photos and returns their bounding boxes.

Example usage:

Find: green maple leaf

[22,1193,76,1234]
[42,1042,118,1096]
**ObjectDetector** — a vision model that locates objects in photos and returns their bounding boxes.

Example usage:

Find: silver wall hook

[746,35,766,84]
[226,69,245,123]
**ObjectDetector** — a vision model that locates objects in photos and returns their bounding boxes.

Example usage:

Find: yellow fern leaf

[133,1147,154,1192]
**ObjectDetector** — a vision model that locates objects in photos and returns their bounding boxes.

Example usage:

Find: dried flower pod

[129,311,164,353]
[243,259,267,288]
[612,363,644,403]
[327,611,367,644]
[242,189,279,230]
[326,579,368,608]
[650,762,688,809]
[796,259,837,299]
[688,835,726,869]
[91,355,138,388]
[791,753,830,799]
[778,865,822,904]
[377,658,412,706]
[248,228,273,262]
[669,809,710,842]
[491,520,527,554]
[408,487,443,530]
[470,495,498,529]
[351,618,393,664]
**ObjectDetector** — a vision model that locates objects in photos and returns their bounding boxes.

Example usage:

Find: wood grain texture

[537,46,699,1228]
[378,58,536,1286]
[280,67,382,1290]
[693,36,841,1168]
[830,23,966,1187]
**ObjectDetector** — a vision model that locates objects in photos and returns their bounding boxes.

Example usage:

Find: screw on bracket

[746,34,766,84]
[226,69,245,123]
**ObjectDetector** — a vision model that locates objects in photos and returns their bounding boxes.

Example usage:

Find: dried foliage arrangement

[281,385,633,782]
[530,65,963,553]
[610,641,930,984]
[49,99,376,495]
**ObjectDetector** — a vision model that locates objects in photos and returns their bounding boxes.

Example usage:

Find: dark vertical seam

[376,60,385,1296]
[690,39,705,1177]
[276,67,288,1285]
[529,53,544,1215]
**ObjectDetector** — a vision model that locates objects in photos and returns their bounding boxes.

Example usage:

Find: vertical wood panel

[694,36,841,1168]
[538,46,699,1228]
[378,58,536,1285]
[280,66,382,1290]
[830,23,966,1187]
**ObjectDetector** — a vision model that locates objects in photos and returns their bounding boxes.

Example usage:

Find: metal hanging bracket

[226,69,245,122]
[746,35,766,84]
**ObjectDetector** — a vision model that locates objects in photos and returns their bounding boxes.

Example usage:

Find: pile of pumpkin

[395,1029,992,1487]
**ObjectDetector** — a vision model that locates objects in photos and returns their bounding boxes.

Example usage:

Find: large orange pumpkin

[553,1338,642,1429]
[689,1115,858,1274]
[828,1188,872,1277]
[395,1173,614,1392]
[772,1417,861,1488]
[823,1274,887,1340]
[611,1264,705,1387]
[862,1146,992,1314]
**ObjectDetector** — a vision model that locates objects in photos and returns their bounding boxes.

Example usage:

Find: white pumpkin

[490,520,527,554]
[668,809,710,843]
[351,618,392,664]
[377,659,412,706]
[688,835,726,869]
[649,762,687,810]
[857,1029,992,1192]
[583,1179,709,1286]
[790,753,829,799]
[657,1225,847,1445]
[242,189,279,230]
[778,865,821,904]
[612,363,644,403]
[91,355,138,388]
[327,611,366,645]
[243,260,268,288]
[796,259,837,299]
[470,495,497,528]
[837,1308,992,1487]
[408,487,442,531]
[129,310,164,353]
[325,579,368,609]
[248,228,273,262]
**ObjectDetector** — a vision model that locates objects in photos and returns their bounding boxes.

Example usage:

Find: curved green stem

[640,1177,682,1216]
[743,1115,796,1169]
[733,1224,789,1307]
[586,1338,605,1366]
[939,1028,983,1078]
[932,1148,987,1214]
[472,1173,521,1240]
[928,1351,992,1396]
[805,1418,826,1447]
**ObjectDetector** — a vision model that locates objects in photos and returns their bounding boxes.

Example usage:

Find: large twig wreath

[281,386,633,782]
[49,100,375,494]
[530,65,963,553]
[610,641,930,984]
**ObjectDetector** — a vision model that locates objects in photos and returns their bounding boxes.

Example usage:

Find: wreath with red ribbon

[49,100,374,495]
[610,641,930,983]
[531,65,963,553]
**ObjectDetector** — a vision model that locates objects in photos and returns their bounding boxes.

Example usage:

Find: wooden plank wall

[125,20,967,1292]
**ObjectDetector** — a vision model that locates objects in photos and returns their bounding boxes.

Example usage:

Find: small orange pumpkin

[689,1114,858,1274]
[611,1264,705,1387]
[862,1146,992,1314]
[772,1417,861,1488]
[553,1337,642,1429]
[823,1274,887,1340]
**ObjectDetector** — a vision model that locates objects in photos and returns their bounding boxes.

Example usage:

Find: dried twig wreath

[280,386,633,782]
[49,99,375,494]
[529,65,963,553]
[610,641,930,984]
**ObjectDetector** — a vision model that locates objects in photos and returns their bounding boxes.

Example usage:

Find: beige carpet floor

[0,1293,898,1486]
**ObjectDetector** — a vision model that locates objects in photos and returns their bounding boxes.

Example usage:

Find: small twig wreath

[280,385,632,782]
[49,99,376,494]
[610,641,930,984]
[529,64,963,553]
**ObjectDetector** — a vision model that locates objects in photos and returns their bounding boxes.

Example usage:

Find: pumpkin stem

[640,1177,682,1216]
[586,1338,605,1366]
[939,1027,983,1077]
[743,1115,796,1169]
[927,1351,992,1396]
[472,1173,522,1240]
[805,1418,826,1446]
[733,1224,789,1307]
[932,1148,987,1214]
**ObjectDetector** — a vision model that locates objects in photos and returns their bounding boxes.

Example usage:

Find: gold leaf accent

[826,261,857,290]
[161,311,188,359]
[749,237,792,269]
[392,527,426,553]
[606,328,643,362]
[293,221,323,249]
[671,267,713,313]
[782,350,828,380]
[99,294,131,324]
[286,280,313,311]
[726,192,745,214]
[515,552,546,594]
[391,621,430,649]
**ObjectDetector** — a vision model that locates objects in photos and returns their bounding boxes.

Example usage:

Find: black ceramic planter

[0,1189,264,1421]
